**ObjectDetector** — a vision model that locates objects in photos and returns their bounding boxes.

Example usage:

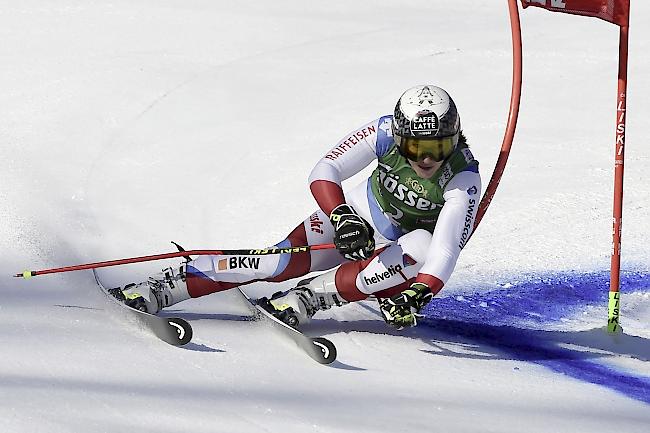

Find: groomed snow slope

[1,1,648,432]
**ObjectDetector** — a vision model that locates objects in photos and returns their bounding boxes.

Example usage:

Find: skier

[111,85,481,329]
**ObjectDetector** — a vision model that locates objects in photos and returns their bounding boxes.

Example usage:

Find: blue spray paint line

[424,269,649,327]
[421,317,650,404]
[420,270,650,404]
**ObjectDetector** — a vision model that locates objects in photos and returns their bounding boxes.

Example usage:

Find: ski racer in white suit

[113,85,481,329]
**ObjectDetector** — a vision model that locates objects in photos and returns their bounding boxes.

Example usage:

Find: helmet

[392,85,461,162]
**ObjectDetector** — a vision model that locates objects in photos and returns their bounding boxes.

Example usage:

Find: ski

[237,288,337,364]
[93,270,192,346]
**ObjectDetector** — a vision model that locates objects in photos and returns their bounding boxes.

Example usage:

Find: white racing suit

[180,115,482,307]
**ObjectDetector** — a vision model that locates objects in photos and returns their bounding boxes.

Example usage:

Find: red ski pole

[14,243,336,279]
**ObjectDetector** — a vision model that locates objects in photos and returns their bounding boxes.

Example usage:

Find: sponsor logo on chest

[377,169,442,211]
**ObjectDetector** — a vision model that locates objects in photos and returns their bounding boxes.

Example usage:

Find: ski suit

[184,115,481,301]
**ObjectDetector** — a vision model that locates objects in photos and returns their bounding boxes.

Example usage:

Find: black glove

[329,204,375,261]
[379,283,433,329]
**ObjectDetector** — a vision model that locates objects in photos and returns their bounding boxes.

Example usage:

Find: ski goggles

[395,134,459,162]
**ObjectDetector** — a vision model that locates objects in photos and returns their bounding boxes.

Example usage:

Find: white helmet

[392,85,461,162]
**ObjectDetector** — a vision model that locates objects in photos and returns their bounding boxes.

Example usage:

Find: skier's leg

[257,178,411,325]
[115,178,395,315]
[260,228,432,326]
[183,209,343,297]
[333,228,431,300]
[330,178,430,300]
[180,177,392,300]
[115,210,343,314]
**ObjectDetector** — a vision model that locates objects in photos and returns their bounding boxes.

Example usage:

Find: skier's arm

[379,168,481,329]
[415,170,482,295]
[308,119,381,215]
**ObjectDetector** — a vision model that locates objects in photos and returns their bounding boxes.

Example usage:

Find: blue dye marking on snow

[421,270,650,404]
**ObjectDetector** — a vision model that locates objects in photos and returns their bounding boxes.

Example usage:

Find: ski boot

[256,270,347,328]
[108,265,191,314]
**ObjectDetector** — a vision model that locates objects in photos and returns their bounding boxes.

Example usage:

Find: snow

[1,1,649,432]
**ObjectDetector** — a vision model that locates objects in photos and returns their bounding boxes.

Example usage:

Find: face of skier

[408,157,443,179]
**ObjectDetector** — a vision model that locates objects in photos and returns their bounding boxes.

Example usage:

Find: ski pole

[14,243,336,279]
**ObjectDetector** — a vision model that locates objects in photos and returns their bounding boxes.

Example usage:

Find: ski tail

[237,288,337,364]
[93,270,192,346]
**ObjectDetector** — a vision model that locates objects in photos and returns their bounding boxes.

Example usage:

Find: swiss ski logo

[379,117,392,136]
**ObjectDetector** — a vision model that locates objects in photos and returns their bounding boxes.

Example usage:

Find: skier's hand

[329,204,375,261]
[379,283,433,329]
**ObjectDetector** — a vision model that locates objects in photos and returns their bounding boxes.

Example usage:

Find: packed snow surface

[1,1,648,432]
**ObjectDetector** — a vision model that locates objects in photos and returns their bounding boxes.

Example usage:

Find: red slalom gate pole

[517,1,631,333]
[608,23,630,334]
[14,244,337,279]
[471,0,522,233]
